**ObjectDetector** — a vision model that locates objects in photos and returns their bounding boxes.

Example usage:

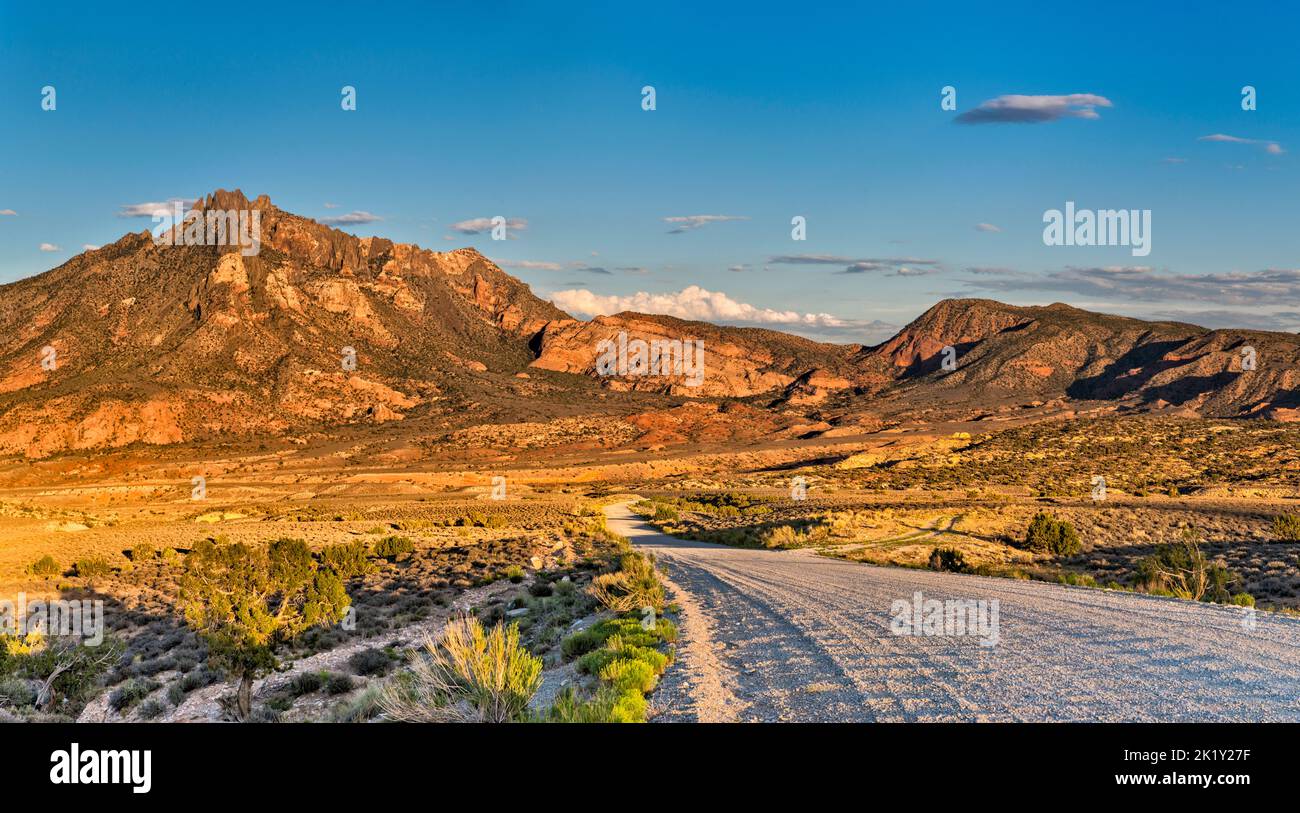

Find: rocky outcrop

[530,313,859,398]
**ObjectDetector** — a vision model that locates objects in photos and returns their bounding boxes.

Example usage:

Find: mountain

[0,190,575,457]
[855,299,1300,418]
[2,190,1299,459]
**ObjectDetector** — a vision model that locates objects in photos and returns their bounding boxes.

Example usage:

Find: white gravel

[605,502,1300,722]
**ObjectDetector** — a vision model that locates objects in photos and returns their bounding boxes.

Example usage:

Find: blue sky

[2,1,1299,343]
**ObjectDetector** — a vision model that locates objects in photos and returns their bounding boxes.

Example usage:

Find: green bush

[319,541,374,579]
[348,647,394,677]
[373,535,414,560]
[29,555,61,577]
[1136,533,1234,603]
[1231,592,1256,607]
[599,658,659,694]
[1023,512,1081,556]
[74,557,113,581]
[576,637,670,675]
[289,671,325,695]
[561,627,608,659]
[1058,572,1098,587]
[1271,514,1300,542]
[589,553,664,613]
[129,542,157,562]
[325,672,356,695]
[928,547,967,573]
[0,676,38,707]
[503,565,525,583]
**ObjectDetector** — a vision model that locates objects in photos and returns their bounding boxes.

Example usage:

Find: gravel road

[604,502,1300,722]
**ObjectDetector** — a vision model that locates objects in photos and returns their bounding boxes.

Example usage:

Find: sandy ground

[605,502,1300,722]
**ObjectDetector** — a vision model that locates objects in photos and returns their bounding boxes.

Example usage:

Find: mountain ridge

[2,189,1298,458]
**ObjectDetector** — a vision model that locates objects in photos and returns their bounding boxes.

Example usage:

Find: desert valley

[0,191,1297,724]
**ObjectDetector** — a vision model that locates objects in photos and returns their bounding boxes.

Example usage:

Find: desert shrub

[928,547,967,573]
[373,535,414,560]
[503,565,525,584]
[378,615,541,723]
[1058,572,1098,587]
[1136,531,1234,603]
[547,685,609,722]
[1271,514,1300,542]
[0,676,38,707]
[578,638,670,677]
[548,683,649,724]
[29,555,61,577]
[74,557,112,581]
[554,612,675,723]
[599,658,658,695]
[528,580,553,597]
[329,683,384,722]
[289,670,325,695]
[589,553,664,614]
[138,698,167,720]
[129,542,157,562]
[109,677,160,714]
[3,633,122,710]
[247,707,281,723]
[179,667,221,693]
[319,541,374,579]
[761,525,799,549]
[1023,512,1081,556]
[348,647,394,677]
[325,672,356,695]
[561,627,608,659]
[653,504,679,522]
[1231,592,1256,607]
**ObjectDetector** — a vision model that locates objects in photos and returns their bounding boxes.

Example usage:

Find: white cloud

[662,215,748,234]
[551,285,847,327]
[1198,134,1284,154]
[974,222,1001,233]
[39,243,60,252]
[118,199,192,218]
[82,244,100,251]
[955,94,1112,125]
[962,265,1300,306]
[0,209,16,216]
[498,259,563,271]
[551,285,898,344]
[320,210,382,225]
[769,254,942,275]
[451,217,528,234]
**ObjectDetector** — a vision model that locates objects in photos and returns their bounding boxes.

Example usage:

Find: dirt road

[604,502,1300,722]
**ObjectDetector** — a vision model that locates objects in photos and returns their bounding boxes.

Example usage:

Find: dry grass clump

[379,614,541,723]
[589,552,664,614]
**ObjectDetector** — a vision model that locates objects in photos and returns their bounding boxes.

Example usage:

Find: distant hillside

[856,298,1300,417]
